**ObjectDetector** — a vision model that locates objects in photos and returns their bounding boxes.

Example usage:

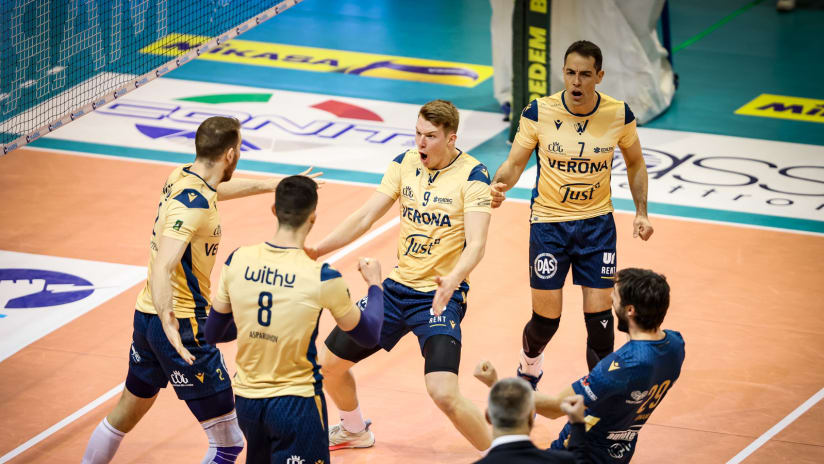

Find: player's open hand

[432,275,458,316]
[560,394,586,424]
[357,257,382,286]
[298,167,325,187]
[473,360,498,387]
[633,215,654,241]
[160,310,195,365]
[490,182,507,208]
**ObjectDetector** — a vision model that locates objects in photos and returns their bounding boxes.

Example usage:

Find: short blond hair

[418,99,459,135]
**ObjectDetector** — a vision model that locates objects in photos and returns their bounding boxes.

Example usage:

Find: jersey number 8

[258,291,273,326]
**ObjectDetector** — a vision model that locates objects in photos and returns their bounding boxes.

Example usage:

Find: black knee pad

[325,326,381,364]
[522,312,560,358]
[423,335,461,374]
[185,388,235,422]
[125,370,160,399]
[584,308,614,370]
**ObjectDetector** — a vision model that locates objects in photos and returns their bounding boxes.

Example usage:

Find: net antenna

[1,0,305,156]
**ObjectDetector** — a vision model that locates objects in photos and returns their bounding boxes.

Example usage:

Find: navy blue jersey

[551,330,685,463]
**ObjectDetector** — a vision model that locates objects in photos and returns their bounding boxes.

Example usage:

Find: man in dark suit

[474,377,591,463]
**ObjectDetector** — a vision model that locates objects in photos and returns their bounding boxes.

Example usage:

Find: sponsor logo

[532,253,557,280]
[172,219,183,231]
[547,158,609,174]
[626,390,649,405]
[608,361,620,372]
[402,234,441,258]
[606,429,640,442]
[170,370,192,387]
[428,307,448,326]
[573,120,589,135]
[600,319,609,329]
[579,376,598,401]
[285,456,305,464]
[450,320,456,329]
[130,343,142,363]
[140,33,493,88]
[401,205,452,227]
[205,243,219,257]
[559,181,602,203]
[99,98,416,152]
[244,266,296,288]
[602,252,616,277]
[547,141,564,154]
[593,146,613,153]
[554,119,562,130]
[610,146,824,218]
[432,195,453,205]
[0,269,95,310]
[402,185,415,201]
[212,225,222,237]
[608,443,633,459]
[735,94,824,124]
[195,372,205,383]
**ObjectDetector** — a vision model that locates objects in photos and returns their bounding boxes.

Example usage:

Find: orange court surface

[1,147,822,463]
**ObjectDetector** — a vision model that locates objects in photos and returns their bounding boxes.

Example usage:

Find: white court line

[0,383,124,463]
[726,387,824,464]
[0,218,399,463]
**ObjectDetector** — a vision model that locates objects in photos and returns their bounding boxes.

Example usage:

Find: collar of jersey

[560,90,601,117]
[265,242,299,250]
[422,148,464,173]
[183,165,217,192]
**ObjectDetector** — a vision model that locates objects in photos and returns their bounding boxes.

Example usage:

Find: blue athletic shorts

[127,310,231,400]
[529,213,617,290]
[357,278,468,353]
[235,394,329,464]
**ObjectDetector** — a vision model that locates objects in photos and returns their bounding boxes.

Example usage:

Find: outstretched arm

[217,167,323,201]
[490,142,533,208]
[308,191,395,258]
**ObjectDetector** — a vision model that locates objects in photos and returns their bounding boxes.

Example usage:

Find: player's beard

[221,153,239,182]
[615,307,630,333]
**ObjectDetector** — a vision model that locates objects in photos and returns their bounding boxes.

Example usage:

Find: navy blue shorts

[127,310,231,400]
[359,278,468,353]
[529,213,617,290]
[235,394,329,464]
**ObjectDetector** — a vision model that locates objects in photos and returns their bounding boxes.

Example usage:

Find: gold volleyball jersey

[377,148,492,292]
[135,165,221,319]
[514,90,638,223]
[215,244,356,398]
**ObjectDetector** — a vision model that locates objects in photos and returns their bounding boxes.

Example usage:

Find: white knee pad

[202,410,244,448]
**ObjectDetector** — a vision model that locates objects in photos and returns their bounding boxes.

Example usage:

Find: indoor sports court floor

[1,1,823,463]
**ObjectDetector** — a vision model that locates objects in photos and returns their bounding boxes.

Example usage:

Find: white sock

[340,406,366,433]
[520,350,544,377]
[81,418,125,464]
[201,411,244,464]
